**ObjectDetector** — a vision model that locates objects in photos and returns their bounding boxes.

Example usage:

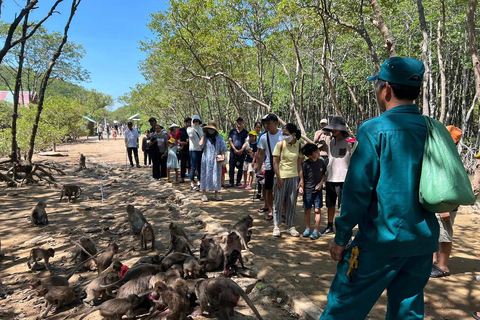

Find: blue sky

[1,0,169,110]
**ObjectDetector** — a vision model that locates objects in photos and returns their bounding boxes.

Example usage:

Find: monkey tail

[232,280,264,320]
[77,187,83,198]
[78,305,101,320]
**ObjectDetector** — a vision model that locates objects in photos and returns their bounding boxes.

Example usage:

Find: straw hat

[203,120,219,133]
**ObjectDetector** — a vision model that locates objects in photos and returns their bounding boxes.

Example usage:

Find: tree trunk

[467,0,480,108]
[417,0,430,116]
[370,0,396,57]
[437,1,447,123]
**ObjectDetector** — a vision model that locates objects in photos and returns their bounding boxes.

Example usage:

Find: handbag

[419,116,475,212]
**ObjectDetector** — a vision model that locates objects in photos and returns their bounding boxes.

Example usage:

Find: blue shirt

[229,128,249,150]
[335,104,439,257]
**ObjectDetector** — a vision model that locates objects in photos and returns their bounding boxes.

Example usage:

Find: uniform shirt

[229,128,249,150]
[258,129,283,170]
[272,140,303,179]
[302,158,326,193]
[326,138,351,182]
[124,129,139,148]
[187,126,203,151]
[334,104,439,257]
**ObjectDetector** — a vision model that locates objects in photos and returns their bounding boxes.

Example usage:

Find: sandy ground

[1,136,480,320]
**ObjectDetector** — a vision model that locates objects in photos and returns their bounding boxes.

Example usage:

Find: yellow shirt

[272,140,303,179]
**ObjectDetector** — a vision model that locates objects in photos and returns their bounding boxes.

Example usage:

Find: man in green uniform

[320,57,439,320]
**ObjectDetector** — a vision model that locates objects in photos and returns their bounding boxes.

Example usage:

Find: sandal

[430,265,450,278]
[264,214,273,221]
[258,207,268,213]
[472,312,480,320]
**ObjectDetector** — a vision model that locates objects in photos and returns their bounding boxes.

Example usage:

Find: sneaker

[236,182,242,187]
[163,178,169,181]
[273,227,281,237]
[254,194,262,200]
[302,229,310,237]
[213,194,222,201]
[310,231,321,240]
[245,185,252,190]
[238,185,247,189]
[136,164,141,168]
[190,185,196,190]
[172,181,179,184]
[227,184,234,188]
[201,195,208,202]
[286,227,300,237]
[321,226,334,235]
[130,164,134,168]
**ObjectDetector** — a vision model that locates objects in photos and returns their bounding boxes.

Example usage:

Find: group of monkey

[24,191,262,320]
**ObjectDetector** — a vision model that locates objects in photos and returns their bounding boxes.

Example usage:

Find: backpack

[419,116,475,212]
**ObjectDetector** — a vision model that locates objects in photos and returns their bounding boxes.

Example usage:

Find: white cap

[320,118,328,124]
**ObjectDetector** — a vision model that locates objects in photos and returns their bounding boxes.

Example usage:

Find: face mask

[284,135,293,143]
[207,129,216,135]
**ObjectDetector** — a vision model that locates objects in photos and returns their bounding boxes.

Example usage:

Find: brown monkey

[83,261,122,306]
[131,254,163,268]
[140,222,155,250]
[31,201,48,226]
[195,277,264,320]
[78,153,86,170]
[27,248,55,272]
[222,232,246,275]
[199,237,224,272]
[232,215,253,250]
[71,237,97,271]
[148,282,189,320]
[99,264,163,289]
[166,233,194,256]
[126,204,148,235]
[37,285,75,318]
[97,242,118,274]
[59,184,82,203]
[161,252,191,271]
[78,294,141,320]
[0,238,3,258]
[169,222,194,247]
[183,256,202,279]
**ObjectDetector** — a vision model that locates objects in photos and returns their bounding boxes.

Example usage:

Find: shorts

[326,181,343,208]
[264,169,275,190]
[243,162,254,173]
[436,210,457,243]
[222,165,227,174]
[303,191,323,210]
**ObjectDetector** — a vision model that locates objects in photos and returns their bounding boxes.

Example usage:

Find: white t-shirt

[125,129,139,148]
[258,129,283,170]
[326,138,351,182]
[187,126,203,151]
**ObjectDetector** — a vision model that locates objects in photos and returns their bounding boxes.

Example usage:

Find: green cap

[367,57,425,87]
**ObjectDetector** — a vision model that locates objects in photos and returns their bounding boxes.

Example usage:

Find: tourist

[148,117,157,134]
[165,138,180,183]
[141,130,152,167]
[228,117,249,188]
[168,123,180,145]
[242,130,257,190]
[321,116,351,235]
[97,123,103,140]
[255,114,283,220]
[320,57,438,319]
[300,143,326,240]
[105,123,111,141]
[176,117,191,183]
[150,124,168,179]
[124,122,141,168]
[313,118,331,164]
[112,124,118,141]
[199,121,227,202]
[271,123,303,237]
[187,115,203,190]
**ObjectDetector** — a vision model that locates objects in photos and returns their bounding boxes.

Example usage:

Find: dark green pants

[320,246,432,320]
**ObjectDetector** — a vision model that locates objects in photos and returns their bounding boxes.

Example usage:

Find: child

[299,143,326,240]
[142,130,152,167]
[242,131,258,190]
[165,138,180,183]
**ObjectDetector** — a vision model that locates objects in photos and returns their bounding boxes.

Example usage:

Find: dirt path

[2,137,480,320]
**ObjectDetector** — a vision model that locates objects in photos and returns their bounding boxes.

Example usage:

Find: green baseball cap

[367,57,425,87]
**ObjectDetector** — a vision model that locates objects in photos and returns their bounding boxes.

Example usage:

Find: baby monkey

[27,248,55,272]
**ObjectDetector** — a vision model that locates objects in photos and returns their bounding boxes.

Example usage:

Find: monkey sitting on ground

[232,215,253,250]
[59,184,82,203]
[161,252,191,271]
[71,237,97,271]
[97,243,118,274]
[31,201,48,226]
[78,153,86,170]
[78,294,141,320]
[83,260,122,306]
[183,256,202,279]
[222,232,247,276]
[194,277,264,320]
[166,233,194,256]
[148,282,189,320]
[36,285,75,318]
[27,248,55,272]
[199,236,224,272]
[140,222,155,251]
[126,204,147,235]
[99,264,163,289]
[169,222,194,247]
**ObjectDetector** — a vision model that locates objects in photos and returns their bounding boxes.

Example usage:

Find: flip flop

[258,207,268,213]
[472,312,480,320]
[430,265,450,278]
[264,215,273,221]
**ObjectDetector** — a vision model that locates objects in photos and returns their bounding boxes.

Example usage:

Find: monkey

[195,277,264,320]
[183,256,202,279]
[140,222,155,251]
[232,215,253,250]
[126,204,147,235]
[83,261,123,306]
[78,153,86,170]
[161,252,191,271]
[0,238,4,258]
[27,248,55,272]
[59,184,82,203]
[99,264,163,289]
[131,254,164,269]
[116,272,164,299]
[169,222,194,247]
[222,232,246,276]
[147,282,189,320]
[199,236,224,272]
[77,294,141,320]
[166,233,194,256]
[36,285,75,318]
[166,266,183,279]
[97,242,118,274]
[31,201,48,226]
[71,237,97,271]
